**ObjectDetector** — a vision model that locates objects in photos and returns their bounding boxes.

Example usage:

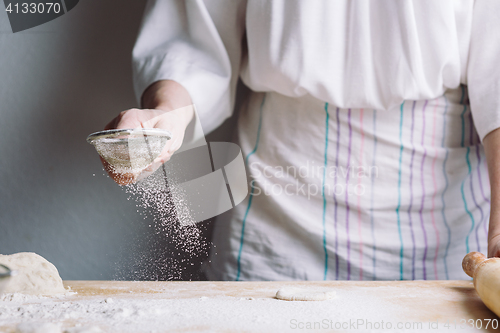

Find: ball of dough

[0,252,67,295]
[275,287,336,301]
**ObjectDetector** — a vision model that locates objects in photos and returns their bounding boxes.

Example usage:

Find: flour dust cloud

[114,166,211,281]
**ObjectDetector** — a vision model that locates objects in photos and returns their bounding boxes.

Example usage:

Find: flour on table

[0,252,68,295]
[15,322,104,333]
[64,326,105,333]
[16,322,62,333]
[275,287,336,301]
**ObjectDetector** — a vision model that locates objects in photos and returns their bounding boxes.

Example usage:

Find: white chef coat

[132,0,499,280]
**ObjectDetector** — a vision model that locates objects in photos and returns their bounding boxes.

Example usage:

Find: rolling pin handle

[462,252,487,278]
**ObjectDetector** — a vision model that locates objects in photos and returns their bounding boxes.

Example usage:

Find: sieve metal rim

[86,128,172,144]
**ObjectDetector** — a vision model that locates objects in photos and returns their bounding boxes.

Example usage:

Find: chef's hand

[489,231,500,258]
[483,128,500,258]
[102,80,194,185]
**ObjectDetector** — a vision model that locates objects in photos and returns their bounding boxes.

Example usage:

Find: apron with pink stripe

[206,85,490,281]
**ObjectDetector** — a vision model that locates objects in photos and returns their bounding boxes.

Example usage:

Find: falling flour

[117,166,209,281]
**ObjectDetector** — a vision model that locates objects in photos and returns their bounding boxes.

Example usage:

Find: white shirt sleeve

[467,0,500,142]
[132,0,246,135]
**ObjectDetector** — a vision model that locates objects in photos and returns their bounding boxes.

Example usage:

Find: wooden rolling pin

[463,252,500,317]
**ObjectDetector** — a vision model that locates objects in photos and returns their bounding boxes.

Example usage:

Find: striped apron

[205,85,490,281]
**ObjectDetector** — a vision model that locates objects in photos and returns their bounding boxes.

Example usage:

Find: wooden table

[1,280,498,332]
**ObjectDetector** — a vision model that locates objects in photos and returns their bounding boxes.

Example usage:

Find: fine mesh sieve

[86,129,172,174]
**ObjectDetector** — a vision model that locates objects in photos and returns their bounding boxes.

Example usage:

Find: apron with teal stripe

[206,85,490,281]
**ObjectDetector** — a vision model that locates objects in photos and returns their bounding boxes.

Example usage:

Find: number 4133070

[444,319,499,330]
[5,2,62,14]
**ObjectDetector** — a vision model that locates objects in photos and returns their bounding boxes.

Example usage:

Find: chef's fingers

[114,109,148,130]
[152,132,180,166]
[488,233,500,258]
[104,109,150,131]
[152,117,187,165]
[104,110,130,130]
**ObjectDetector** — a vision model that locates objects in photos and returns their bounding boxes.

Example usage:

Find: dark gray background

[0,0,243,280]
